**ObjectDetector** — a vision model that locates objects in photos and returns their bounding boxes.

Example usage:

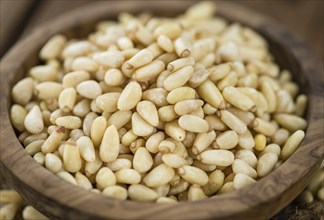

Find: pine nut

[10,104,27,132]
[56,171,77,185]
[197,80,224,109]
[232,159,257,179]
[58,87,77,112]
[24,106,44,134]
[134,60,165,82]
[174,99,204,116]
[178,165,208,186]
[133,147,153,173]
[223,86,255,111]
[257,153,278,177]
[107,110,132,129]
[178,115,209,133]
[35,82,63,100]
[45,153,62,173]
[192,131,216,154]
[252,118,276,136]
[75,172,93,190]
[198,150,234,166]
[96,92,121,112]
[157,35,174,53]
[235,150,258,168]
[85,150,102,176]
[12,77,34,105]
[96,167,116,190]
[118,81,142,110]
[93,50,124,68]
[62,71,90,88]
[136,101,159,126]
[128,184,159,202]
[219,110,247,134]
[126,49,154,69]
[164,66,194,91]
[103,186,128,200]
[30,65,57,82]
[90,116,107,147]
[281,130,305,160]
[154,22,182,40]
[205,115,227,131]
[115,169,141,184]
[307,169,324,194]
[25,140,44,155]
[0,190,23,204]
[42,126,65,153]
[72,57,98,72]
[132,112,154,136]
[0,203,20,220]
[100,125,120,162]
[40,34,66,60]
[56,116,81,129]
[274,113,307,132]
[143,164,175,187]
[295,94,307,117]
[76,136,95,162]
[238,130,255,150]
[63,141,82,173]
[162,153,188,168]
[233,173,256,189]
[202,170,225,196]
[158,139,176,153]
[215,130,238,150]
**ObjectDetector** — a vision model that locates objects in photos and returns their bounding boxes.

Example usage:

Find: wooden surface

[0,1,323,219]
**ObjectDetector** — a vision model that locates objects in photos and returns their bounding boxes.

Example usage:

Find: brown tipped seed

[238,130,255,150]
[24,106,44,134]
[233,173,256,189]
[134,60,165,82]
[143,164,175,187]
[107,110,132,129]
[30,65,57,82]
[174,37,192,57]
[133,147,153,173]
[118,81,142,110]
[93,50,125,67]
[174,99,204,115]
[188,185,208,201]
[215,130,238,150]
[40,34,66,60]
[252,118,276,136]
[192,131,216,154]
[162,153,188,168]
[164,120,186,141]
[62,71,90,88]
[96,92,121,112]
[126,48,154,69]
[132,112,154,136]
[76,80,102,99]
[12,77,34,105]
[42,126,65,153]
[235,150,258,168]
[199,150,234,166]
[167,57,195,72]
[158,139,176,153]
[55,116,81,129]
[281,130,305,160]
[76,136,95,162]
[178,115,209,133]
[157,35,174,53]
[128,184,159,202]
[203,170,225,196]
[219,110,247,134]
[59,87,77,112]
[75,172,93,190]
[104,69,126,87]
[35,82,63,100]
[164,66,194,91]
[222,86,255,111]
[178,165,208,186]
[257,153,278,177]
[274,113,307,132]
[90,116,107,147]
[232,159,257,179]
[136,101,159,126]
[63,141,82,173]
[115,169,141,184]
[10,104,27,131]
[57,171,77,185]
[45,153,62,173]
[96,167,116,190]
[197,80,224,109]
[103,186,128,200]
[100,125,120,162]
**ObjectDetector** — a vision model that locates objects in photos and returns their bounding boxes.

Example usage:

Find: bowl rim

[0,1,323,219]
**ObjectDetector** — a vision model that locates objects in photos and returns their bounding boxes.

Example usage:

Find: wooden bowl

[0,1,323,219]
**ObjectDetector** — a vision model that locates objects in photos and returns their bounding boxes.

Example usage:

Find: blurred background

[0,0,323,219]
[0,0,323,59]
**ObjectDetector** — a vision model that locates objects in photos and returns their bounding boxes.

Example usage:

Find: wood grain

[0,1,323,220]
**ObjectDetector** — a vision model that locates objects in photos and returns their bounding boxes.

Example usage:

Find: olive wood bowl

[0,1,323,219]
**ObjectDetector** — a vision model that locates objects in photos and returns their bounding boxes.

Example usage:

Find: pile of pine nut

[9,1,310,203]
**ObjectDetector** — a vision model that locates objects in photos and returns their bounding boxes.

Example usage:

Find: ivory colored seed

[0,190,23,204]
[106,158,132,171]
[107,110,132,129]
[118,81,142,110]
[143,164,175,187]
[10,104,27,131]
[259,144,281,157]
[227,107,255,125]
[232,159,257,179]
[238,130,255,150]
[58,87,77,112]
[145,132,164,153]
[133,147,153,173]
[219,110,247,134]
[198,150,234,166]
[93,50,125,67]
[136,101,159,126]
[252,118,276,136]
[178,165,208,186]
[317,187,324,201]
[83,112,97,136]
[45,153,62,173]
[85,150,102,176]
[96,167,116,190]
[217,71,238,90]
[215,130,238,150]
[42,126,66,153]
[128,184,159,202]
[202,170,225,196]
[158,105,178,122]
[233,173,256,189]
[96,92,121,112]
[40,34,66,60]
[192,160,216,172]
[174,99,204,115]
[235,150,258,168]
[115,169,141,184]
[166,86,196,104]
[57,171,77,185]
[295,94,307,117]
[174,37,192,57]
[205,115,227,131]
[90,116,107,147]
[254,134,267,151]
[188,185,208,201]
[163,120,186,142]
[76,136,95,162]
[12,77,34,105]
[35,82,63,100]
[162,153,188,168]
[62,71,90,88]
[261,81,277,113]
[24,106,44,134]
[23,133,47,146]
[222,86,255,111]
[192,130,216,154]
[281,130,305,160]
[100,125,120,162]
[164,66,194,91]
[154,22,181,40]
[56,116,81,129]
[73,99,91,117]
[126,49,154,69]
[274,113,307,132]
[178,115,209,133]
[142,88,168,107]
[0,203,20,220]
[158,139,176,153]
[76,80,102,99]
[75,172,93,190]
[72,57,98,72]
[134,60,165,81]
[63,141,82,173]
[25,140,44,155]
[168,179,190,196]
[257,153,278,177]
[197,80,224,109]
[30,65,57,82]
[132,112,154,136]
[102,186,128,200]
[156,197,178,204]
[157,35,174,53]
